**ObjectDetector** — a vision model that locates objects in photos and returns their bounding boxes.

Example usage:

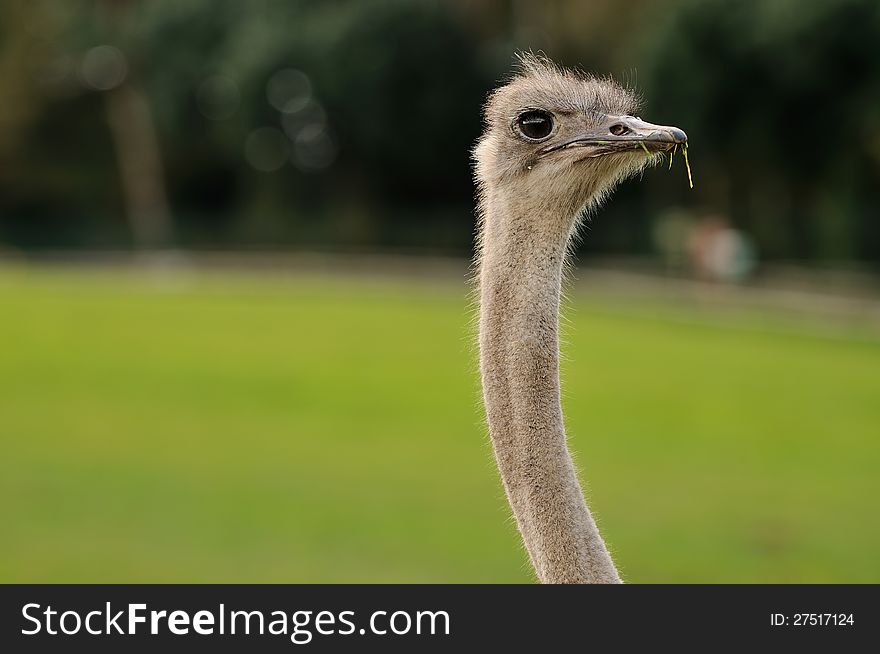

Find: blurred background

[1,0,878,583]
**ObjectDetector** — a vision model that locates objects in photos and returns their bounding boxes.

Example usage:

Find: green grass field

[1,264,878,583]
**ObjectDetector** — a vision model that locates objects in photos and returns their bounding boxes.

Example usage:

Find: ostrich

[474,54,686,584]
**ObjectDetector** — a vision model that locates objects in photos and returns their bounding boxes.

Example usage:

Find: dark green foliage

[638,0,880,262]
[0,0,878,263]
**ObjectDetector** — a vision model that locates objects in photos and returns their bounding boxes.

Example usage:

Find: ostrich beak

[541,115,687,155]
[606,115,687,148]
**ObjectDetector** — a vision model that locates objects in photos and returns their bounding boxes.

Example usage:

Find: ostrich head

[474,54,687,226]
[474,55,688,583]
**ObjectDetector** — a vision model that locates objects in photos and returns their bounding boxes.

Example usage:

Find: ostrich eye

[516,110,553,140]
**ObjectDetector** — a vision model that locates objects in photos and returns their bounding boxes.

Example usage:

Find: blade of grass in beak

[683,143,694,188]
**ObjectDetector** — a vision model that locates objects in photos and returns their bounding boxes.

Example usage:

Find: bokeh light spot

[280,100,327,140]
[80,45,127,91]
[292,124,337,172]
[266,68,312,113]
[244,127,290,172]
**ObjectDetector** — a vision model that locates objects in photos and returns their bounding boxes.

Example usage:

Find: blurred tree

[0,2,44,156]
[93,0,173,248]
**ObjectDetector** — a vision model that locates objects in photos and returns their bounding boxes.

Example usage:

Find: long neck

[477,189,621,584]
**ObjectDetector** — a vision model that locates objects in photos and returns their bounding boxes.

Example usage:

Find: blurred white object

[688,215,756,282]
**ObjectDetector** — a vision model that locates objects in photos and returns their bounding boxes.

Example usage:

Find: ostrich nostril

[609,123,629,137]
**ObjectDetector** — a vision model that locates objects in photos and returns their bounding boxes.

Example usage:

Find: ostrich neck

[478,191,621,584]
